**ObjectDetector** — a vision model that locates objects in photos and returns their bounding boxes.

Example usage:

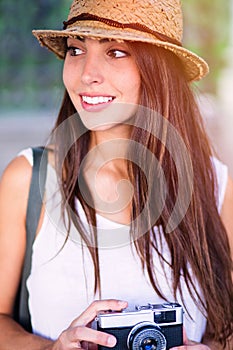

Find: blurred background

[0,0,232,176]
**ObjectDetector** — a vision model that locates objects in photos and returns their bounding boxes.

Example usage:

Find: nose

[81,52,104,86]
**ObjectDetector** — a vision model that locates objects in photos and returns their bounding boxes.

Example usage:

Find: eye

[67,46,84,56]
[107,49,129,58]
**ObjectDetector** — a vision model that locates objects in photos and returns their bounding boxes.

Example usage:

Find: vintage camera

[97,302,183,350]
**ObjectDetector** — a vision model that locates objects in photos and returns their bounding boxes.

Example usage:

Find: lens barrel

[127,322,167,350]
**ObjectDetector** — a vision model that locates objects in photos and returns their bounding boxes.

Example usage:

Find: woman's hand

[171,342,210,350]
[51,299,128,350]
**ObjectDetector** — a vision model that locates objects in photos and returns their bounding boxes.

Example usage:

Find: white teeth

[82,95,114,105]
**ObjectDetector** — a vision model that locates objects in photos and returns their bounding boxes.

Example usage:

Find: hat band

[63,13,182,47]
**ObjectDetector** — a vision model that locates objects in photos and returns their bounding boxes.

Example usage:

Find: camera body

[97,302,183,350]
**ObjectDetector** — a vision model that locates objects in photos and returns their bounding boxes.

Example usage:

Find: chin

[82,120,128,132]
[77,102,138,132]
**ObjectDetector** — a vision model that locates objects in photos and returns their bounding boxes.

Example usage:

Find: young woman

[0,0,232,349]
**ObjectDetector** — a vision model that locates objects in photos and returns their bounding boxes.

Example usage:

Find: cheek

[126,70,141,103]
[62,59,79,92]
[134,76,141,100]
[62,61,81,111]
[62,61,71,90]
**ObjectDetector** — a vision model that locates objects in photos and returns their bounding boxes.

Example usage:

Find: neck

[87,124,132,171]
[83,126,133,224]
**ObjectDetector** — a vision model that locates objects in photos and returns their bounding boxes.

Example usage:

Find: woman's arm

[0,156,53,349]
[0,314,53,350]
[0,156,127,350]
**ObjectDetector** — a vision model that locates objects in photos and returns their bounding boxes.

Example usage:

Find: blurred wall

[0,111,55,175]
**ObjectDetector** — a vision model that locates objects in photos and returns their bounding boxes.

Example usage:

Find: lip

[79,93,116,112]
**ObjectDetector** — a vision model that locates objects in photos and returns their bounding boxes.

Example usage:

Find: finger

[85,342,97,350]
[71,299,128,327]
[66,326,117,348]
[81,341,100,350]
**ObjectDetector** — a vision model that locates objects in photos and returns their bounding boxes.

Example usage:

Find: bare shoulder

[0,156,32,315]
[220,175,233,257]
[0,155,32,209]
[0,155,33,247]
[0,154,32,182]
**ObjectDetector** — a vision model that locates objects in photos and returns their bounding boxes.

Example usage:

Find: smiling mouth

[81,95,115,105]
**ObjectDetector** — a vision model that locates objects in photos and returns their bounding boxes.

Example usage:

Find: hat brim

[32,24,209,82]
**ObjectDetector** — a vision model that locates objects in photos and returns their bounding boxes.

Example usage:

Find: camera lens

[141,338,158,350]
[127,322,166,350]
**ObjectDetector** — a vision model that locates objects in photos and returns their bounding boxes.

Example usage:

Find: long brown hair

[53,42,233,345]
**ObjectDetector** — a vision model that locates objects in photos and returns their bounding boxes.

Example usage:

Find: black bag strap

[16,147,48,331]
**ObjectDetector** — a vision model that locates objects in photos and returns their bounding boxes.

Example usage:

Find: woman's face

[63,37,141,131]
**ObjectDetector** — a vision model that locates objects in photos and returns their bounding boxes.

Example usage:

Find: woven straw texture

[68,0,183,41]
[32,0,209,82]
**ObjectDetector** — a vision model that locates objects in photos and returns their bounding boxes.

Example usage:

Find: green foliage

[0,0,72,110]
[182,0,231,93]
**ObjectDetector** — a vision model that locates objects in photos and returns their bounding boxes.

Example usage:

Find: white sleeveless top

[18,148,228,342]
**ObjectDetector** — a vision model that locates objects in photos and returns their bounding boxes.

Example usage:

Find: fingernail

[107,336,117,347]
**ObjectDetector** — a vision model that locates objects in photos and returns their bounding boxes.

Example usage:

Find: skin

[63,37,141,224]
[63,37,141,135]
[0,38,232,349]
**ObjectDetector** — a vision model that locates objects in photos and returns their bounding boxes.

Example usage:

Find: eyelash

[107,49,129,58]
[66,46,129,58]
[67,46,84,56]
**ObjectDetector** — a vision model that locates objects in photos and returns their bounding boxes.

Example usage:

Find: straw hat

[32,0,209,82]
